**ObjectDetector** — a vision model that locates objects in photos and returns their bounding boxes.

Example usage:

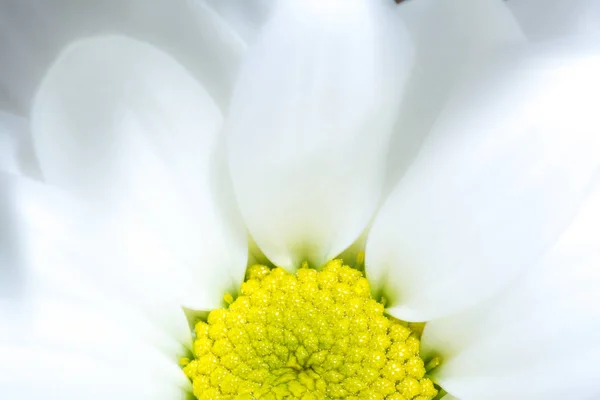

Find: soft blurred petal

[1,290,190,399]
[508,0,600,39]
[0,112,39,177]
[0,0,244,113]
[367,41,600,321]
[31,36,247,310]
[1,172,199,353]
[421,185,600,400]
[226,0,414,269]
[203,0,275,45]
[1,174,24,299]
[386,0,524,189]
[1,348,186,400]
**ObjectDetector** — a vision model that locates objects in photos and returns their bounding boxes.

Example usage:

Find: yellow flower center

[182,260,438,400]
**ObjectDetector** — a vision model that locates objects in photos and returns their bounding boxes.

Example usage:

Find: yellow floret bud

[184,260,438,400]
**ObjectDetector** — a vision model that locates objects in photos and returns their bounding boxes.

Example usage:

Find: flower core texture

[182,260,437,400]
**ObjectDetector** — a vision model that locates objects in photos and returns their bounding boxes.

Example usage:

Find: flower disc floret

[183,260,437,400]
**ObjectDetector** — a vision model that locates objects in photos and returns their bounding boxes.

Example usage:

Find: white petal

[508,0,600,39]
[1,171,28,299]
[366,42,600,321]
[226,0,414,269]
[0,0,244,113]
[1,291,190,399]
[31,36,247,310]
[204,0,275,45]
[1,348,183,400]
[2,172,196,354]
[421,185,600,400]
[386,0,524,188]
[0,112,40,178]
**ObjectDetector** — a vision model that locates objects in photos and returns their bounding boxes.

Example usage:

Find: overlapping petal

[226,0,414,269]
[31,36,247,310]
[204,0,274,45]
[0,112,39,177]
[0,115,37,296]
[421,183,600,400]
[1,172,196,352]
[1,289,190,399]
[0,174,23,298]
[508,0,600,39]
[0,0,244,113]
[386,0,524,187]
[367,42,600,321]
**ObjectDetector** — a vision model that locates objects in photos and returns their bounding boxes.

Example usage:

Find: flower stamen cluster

[183,260,437,400]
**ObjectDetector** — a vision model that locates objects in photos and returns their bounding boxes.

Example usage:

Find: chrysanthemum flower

[1,1,600,399]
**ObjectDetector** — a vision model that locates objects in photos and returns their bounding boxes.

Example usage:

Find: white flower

[1,0,600,399]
